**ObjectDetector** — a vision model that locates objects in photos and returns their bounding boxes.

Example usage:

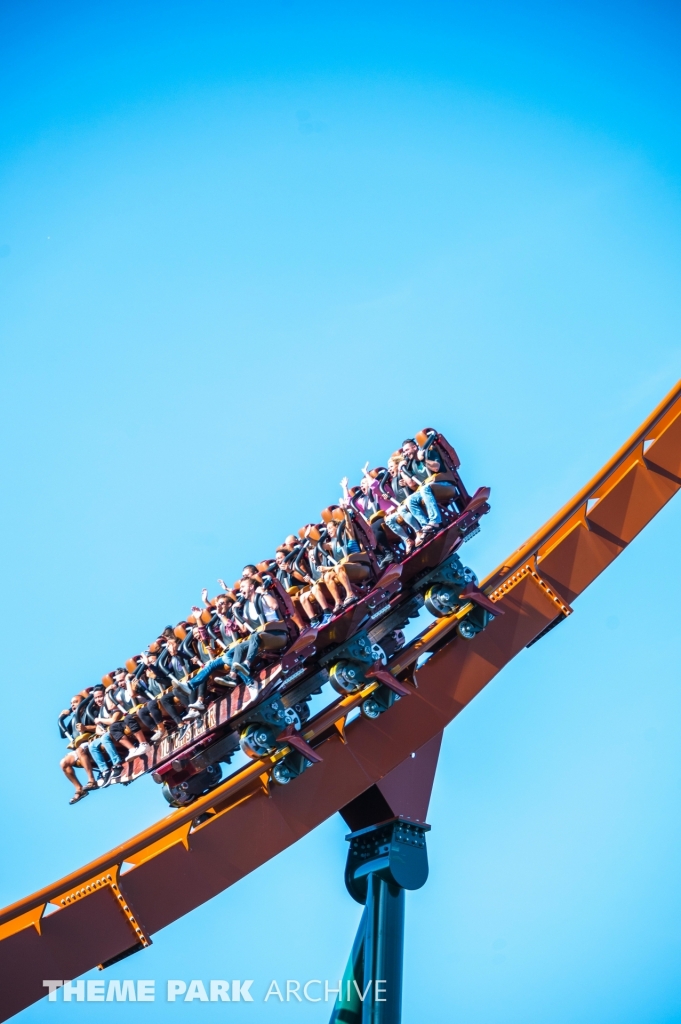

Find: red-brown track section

[2,381,681,1022]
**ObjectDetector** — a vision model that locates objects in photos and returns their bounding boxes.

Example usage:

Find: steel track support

[330,817,430,1024]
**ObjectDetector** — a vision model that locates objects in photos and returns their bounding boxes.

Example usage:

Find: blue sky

[1,2,681,1022]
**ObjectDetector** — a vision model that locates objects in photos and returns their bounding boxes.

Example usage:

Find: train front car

[102,429,494,806]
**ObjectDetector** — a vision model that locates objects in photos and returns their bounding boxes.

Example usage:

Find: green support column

[330,818,430,1024]
[362,873,405,1023]
[329,908,366,1024]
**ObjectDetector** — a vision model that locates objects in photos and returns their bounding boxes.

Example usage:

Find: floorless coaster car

[117,430,495,806]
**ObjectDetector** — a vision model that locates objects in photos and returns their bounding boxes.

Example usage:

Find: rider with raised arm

[180,605,240,720]
[202,587,240,649]
[320,509,373,607]
[341,462,415,565]
[183,573,274,716]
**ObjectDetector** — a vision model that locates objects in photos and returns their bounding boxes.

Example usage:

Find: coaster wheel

[161,763,223,807]
[424,583,460,618]
[239,723,277,759]
[361,698,382,719]
[272,761,294,785]
[457,618,478,640]
[329,659,366,695]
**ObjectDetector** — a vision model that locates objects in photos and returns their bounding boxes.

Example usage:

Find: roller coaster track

[2,380,681,1022]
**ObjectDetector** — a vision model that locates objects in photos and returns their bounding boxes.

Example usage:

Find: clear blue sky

[2,2,681,1022]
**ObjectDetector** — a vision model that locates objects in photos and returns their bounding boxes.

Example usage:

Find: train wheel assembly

[361,685,396,720]
[271,761,294,785]
[271,750,310,786]
[281,706,301,729]
[329,659,366,695]
[457,618,478,639]
[424,583,460,617]
[240,723,277,759]
[161,763,223,808]
[361,697,382,719]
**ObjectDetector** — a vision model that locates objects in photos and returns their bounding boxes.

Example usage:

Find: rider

[133,655,173,742]
[107,672,152,762]
[273,547,308,631]
[228,576,288,684]
[88,685,126,786]
[321,513,372,606]
[299,526,343,623]
[341,463,416,564]
[59,692,98,803]
[181,608,241,721]
[398,438,444,545]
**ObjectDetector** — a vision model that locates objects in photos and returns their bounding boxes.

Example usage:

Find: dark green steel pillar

[329,908,366,1024]
[361,873,405,1023]
[330,818,430,1024]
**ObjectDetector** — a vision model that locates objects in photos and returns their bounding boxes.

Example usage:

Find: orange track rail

[1,380,681,1022]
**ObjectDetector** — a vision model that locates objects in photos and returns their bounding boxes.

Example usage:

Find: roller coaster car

[121,430,494,805]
